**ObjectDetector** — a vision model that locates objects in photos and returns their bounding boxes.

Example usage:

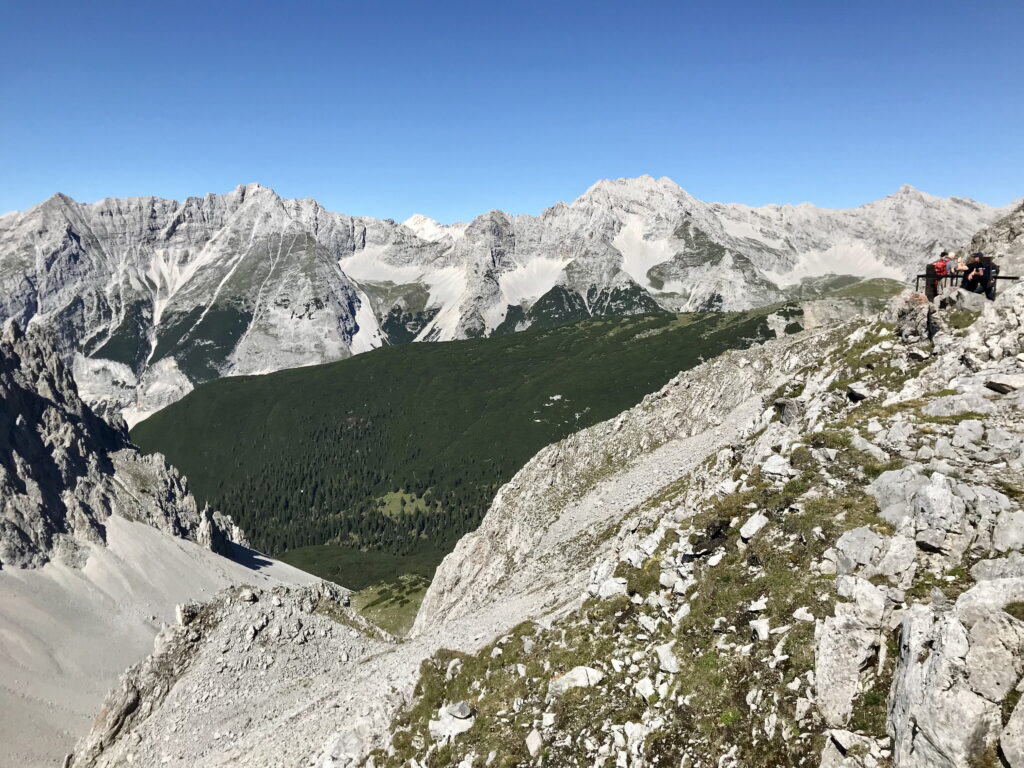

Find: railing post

[924,263,937,301]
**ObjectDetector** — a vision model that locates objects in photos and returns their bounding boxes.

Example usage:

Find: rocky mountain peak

[576,174,687,208]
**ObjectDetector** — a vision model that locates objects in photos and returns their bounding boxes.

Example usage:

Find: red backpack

[932,258,949,277]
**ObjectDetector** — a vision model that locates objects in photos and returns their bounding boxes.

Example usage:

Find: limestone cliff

[0,320,243,569]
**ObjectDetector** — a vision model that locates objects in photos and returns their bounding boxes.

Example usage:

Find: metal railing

[915,272,1019,298]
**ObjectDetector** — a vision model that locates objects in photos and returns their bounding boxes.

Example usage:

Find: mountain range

[3,182,1024,767]
[0,177,1010,423]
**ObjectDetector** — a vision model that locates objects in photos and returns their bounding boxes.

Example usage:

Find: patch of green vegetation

[381,306,439,344]
[1003,602,1024,622]
[921,411,990,426]
[827,278,905,301]
[790,446,816,471]
[151,303,253,382]
[642,474,692,511]
[1004,687,1022,725]
[588,282,665,316]
[838,397,927,428]
[850,450,905,479]
[91,299,152,373]
[310,594,390,641]
[513,285,590,331]
[277,541,444,590]
[353,574,430,637]
[781,275,903,303]
[848,643,895,736]
[948,308,980,330]
[375,490,431,518]
[904,567,972,603]
[995,480,1024,505]
[133,309,780,568]
[614,557,663,596]
[970,745,1004,768]
[377,613,636,767]
[801,492,889,538]
[718,707,741,726]
[839,325,894,370]
[769,376,808,403]
[808,429,852,450]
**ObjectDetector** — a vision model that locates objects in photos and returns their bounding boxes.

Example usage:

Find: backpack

[932,258,948,277]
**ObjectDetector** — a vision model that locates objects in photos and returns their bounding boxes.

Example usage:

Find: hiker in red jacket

[929,251,953,297]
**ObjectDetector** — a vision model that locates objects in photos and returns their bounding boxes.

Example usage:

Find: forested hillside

[132,308,795,582]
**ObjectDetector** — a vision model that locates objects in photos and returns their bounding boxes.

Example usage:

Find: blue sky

[1,1,1021,221]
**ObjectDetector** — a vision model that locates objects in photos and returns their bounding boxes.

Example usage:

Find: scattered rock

[985,374,1024,394]
[525,728,543,757]
[740,514,770,541]
[429,703,476,743]
[549,666,604,695]
[634,677,656,700]
[750,619,771,641]
[654,642,680,673]
[922,392,996,417]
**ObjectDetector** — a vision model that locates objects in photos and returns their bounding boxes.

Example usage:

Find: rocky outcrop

[0,320,243,569]
[69,582,376,768]
[366,287,1024,768]
[0,320,322,767]
[964,200,1024,272]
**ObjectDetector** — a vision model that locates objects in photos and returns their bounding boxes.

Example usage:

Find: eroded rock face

[0,320,243,569]
[889,605,1003,768]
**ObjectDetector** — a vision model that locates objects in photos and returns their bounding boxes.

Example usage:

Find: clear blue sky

[2,0,1021,221]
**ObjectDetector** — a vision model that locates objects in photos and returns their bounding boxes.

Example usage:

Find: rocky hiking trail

[66,286,1024,768]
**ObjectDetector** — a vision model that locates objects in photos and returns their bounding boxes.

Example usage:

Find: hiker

[961,252,992,295]
[929,251,952,296]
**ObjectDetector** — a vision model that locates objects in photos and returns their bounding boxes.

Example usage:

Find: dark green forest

[132,309,790,582]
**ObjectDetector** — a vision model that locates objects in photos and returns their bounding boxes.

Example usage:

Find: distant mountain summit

[0,177,1011,422]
